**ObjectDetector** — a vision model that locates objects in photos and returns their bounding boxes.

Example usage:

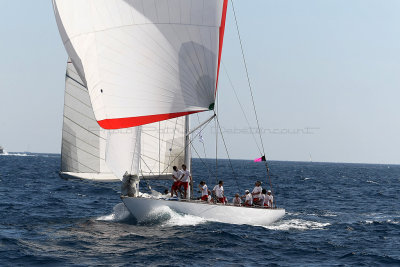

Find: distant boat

[53,0,285,226]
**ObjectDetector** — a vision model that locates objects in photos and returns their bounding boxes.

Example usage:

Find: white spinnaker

[141,117,186,179]
[61,61,118,181]
[105,127,141,180]
[53,0,228,129]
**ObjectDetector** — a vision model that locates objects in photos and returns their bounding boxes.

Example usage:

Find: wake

[96,203,207,227]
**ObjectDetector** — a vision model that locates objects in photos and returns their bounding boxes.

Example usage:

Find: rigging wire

[196,114,213,186]
[190,143,215,184]
[230,0,265,155]
[222,62,262,155]
[215,116,241,193]
[230,0,277,206]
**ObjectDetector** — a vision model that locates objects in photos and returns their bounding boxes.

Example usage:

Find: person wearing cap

[251,181,263,205]
[242,190,252,206]
[232,193,242,206]
[265,190,273,208]
[212,180,226,204]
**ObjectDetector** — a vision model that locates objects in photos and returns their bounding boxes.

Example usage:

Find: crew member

[243,190,252,206]
[251,181,262,205]
[180,164,192,199]
[212,180,226,204]
[265,190,274,208]
[171,166,182,197]
[232,193,242,206]
[198,181,209,201]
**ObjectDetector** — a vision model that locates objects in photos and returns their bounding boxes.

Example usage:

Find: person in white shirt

[212,180,226,204]
[198,181,209,201]
[251,181,262,205]
[171,166,183,197]
[242,190,252,206]
[260,188,267,206]
[232,193,242,206]
[265,190,274,208]
[180,164,192,199]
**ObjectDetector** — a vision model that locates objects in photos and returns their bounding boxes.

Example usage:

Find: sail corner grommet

[208,103,215,110]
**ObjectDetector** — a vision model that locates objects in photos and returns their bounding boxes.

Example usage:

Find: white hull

[122,196,285,226]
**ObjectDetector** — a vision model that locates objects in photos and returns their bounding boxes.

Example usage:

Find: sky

[1,0,400,164]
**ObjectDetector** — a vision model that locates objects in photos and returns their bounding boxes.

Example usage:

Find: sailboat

[53,0,285,226]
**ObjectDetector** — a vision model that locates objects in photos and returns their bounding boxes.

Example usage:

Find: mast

[184,115,192,199]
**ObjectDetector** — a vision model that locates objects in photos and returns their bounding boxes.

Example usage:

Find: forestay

[60,61,119,182]
[53,0,228,129]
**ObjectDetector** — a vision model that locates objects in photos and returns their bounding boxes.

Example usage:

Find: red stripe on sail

[97,110,204,130]
[215,0,228,96]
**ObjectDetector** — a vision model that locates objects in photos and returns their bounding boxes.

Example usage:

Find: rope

[230,0,265,155]
[215,116,241,193]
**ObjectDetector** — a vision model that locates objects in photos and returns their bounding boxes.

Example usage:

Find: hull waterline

[121,196,285,226]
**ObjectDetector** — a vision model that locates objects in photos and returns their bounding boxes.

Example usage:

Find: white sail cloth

[106,127,141,180]
[61,62,187,181]
[141,117,186,178]
[61,61,118,181]
[53,0,228,129]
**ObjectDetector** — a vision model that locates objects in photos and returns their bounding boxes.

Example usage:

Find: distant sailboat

[53,0,285,226]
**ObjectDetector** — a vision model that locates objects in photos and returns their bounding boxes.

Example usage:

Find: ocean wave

[138,206,207,226]
[0,153,35,157]
[264,219,331,231]
[96,203,131,222]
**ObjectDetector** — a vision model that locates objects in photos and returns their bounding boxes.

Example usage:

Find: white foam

[366,180,379,184]
[96,203,131,222]
[0,152,34,157]
[264,219,330,231]
[141,206,207,226]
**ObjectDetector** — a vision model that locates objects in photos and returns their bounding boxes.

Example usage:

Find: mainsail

[60,61,119,182]
[61,61,186,181]
[53,0,228,129]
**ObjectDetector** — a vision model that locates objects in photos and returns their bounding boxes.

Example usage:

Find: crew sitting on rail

[179,164,192,199]
[251,181,262,205]
[171,166,182,197]
[212,180,226,204]
[265,190,274,208]
[243,190,252,206]
[198,181,209,201]
[232,193,242,206]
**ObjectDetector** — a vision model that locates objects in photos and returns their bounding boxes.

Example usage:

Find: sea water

[0,154,399,266]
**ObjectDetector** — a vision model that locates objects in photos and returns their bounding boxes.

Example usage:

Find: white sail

[140,117,186,179]
[53,0,228,129]
[105,127,141,180]
[61,61,118,182]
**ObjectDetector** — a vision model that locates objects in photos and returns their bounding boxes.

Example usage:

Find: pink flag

[254,157,262,162]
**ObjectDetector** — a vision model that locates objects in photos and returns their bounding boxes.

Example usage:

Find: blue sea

[0,153,399,266]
